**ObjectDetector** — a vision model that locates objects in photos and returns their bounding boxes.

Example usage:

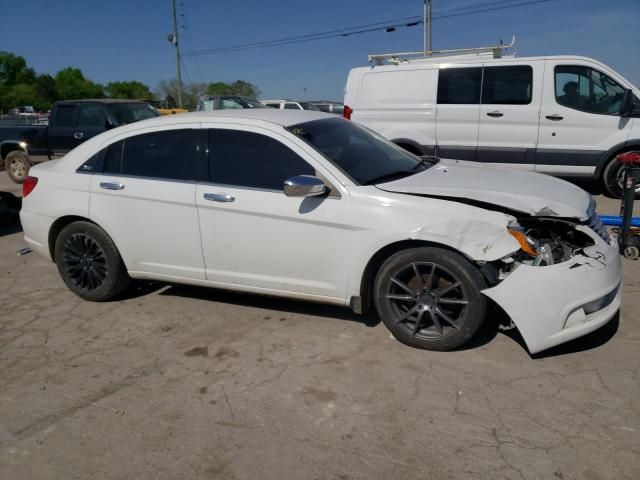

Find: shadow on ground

[124,281,381,327]
[0,191,22,237]
[499,312,620,359]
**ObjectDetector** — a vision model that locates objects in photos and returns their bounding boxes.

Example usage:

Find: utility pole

[169,0,183,107]
[424,0,432,52]
[428,0,432,52]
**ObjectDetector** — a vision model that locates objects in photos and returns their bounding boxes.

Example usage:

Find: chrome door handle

[100,182,125,191]
[486,111,504,118]
[204,192,235,202]
[73,132,84,139]
[546,114,564,121]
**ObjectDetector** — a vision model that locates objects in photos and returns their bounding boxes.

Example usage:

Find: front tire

[603,154,640,198]
[54,221,131,301]
[373,247,487,351]
[5,150,31,184]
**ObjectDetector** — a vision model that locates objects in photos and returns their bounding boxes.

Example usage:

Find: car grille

[586,200,610,242]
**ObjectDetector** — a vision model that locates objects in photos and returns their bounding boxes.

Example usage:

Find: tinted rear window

[482,66,533,105]
[437,67,482,104]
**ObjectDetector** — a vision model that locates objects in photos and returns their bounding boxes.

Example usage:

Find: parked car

[8,105,37,117]
[20,109,621,355]
[0,99,160,183]
[197,95,265,111]
[344,53,640,196]
[261,99,320,111]
[310,100,344,115]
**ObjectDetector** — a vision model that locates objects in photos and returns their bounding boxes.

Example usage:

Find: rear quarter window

[362,69,437,105]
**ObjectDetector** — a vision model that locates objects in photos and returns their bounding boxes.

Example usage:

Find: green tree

[205,80,260,99]
[4,84,38,108]
[105,80,153,99]
[34,74,57,109]
[54,67,104,100]
[0,51,36,86]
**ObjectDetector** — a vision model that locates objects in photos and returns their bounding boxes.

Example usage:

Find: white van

[344,45,640,196]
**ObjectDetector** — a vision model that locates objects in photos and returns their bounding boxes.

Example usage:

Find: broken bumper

[482,227,622,355]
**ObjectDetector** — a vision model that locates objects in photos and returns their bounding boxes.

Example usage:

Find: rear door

[476,63,542,170]
[88,124,206,279]
[435,66,482,160]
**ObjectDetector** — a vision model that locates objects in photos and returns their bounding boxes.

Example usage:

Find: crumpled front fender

[411,218,520,262]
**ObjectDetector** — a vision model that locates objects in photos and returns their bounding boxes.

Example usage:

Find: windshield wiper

[410,156,439,171]
[363,170,415,185]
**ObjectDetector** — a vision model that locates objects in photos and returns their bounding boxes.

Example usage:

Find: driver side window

[208,129,315,190]
[555,65,625,115]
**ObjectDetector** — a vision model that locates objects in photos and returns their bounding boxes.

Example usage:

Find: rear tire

[5,150,31,184]
[54,221,131,301]
[374,247,487,351]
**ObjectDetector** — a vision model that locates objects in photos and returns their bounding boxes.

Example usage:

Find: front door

[89,125,206,279]
[435,66,482,160]
[476,63,542,170]
[196,126,351,300]
[47,103,78,159]
[536,61,633,176]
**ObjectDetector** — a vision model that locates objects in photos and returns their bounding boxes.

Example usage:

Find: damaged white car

[19,110,622,354]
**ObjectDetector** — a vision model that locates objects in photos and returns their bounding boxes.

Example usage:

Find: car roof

[134,109,335,127]
[56,99,149,105]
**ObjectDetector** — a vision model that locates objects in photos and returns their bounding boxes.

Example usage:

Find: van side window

[437,67,482,104]
[482,66,533,105]
[555,66,626,115]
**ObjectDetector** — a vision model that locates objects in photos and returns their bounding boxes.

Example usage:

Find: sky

[1,0,639,101]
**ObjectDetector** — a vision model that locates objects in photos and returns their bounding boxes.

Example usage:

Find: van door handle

[546,114,564,121]
[100,182,125,191]
[486,111,503,118]
[73,132,84,139]
[204,193,235,203]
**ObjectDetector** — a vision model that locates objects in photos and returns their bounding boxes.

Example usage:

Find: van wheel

[603,154,640,198]
[54,221,131,301]
[373,247,487,351]
[5,150,31,184]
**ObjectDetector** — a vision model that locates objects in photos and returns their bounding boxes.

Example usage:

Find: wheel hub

[418,293,436,310]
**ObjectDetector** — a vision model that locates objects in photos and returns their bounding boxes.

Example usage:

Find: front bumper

[482,226,622,354]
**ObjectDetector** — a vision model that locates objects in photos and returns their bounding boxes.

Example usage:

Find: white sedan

[20,110,622,354]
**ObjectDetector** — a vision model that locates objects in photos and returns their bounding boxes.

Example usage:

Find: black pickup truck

[0,99,160,183]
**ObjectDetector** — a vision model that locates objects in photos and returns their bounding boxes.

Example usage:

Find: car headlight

[507,227,538,257]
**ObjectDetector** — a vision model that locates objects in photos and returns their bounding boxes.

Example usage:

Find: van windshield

[287,117,434,185]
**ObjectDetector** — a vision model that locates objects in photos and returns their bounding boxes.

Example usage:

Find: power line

[183,0,553,57]
[183,15,422,57]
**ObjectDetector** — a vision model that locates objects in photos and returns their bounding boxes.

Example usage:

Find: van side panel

[347,67,437,154]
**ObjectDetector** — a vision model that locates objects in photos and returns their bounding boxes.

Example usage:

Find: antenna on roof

[368,35,516,65]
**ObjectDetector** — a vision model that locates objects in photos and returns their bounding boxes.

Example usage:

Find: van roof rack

[368,36,516,65]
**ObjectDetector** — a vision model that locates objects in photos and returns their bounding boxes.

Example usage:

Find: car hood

[377,159,591,220]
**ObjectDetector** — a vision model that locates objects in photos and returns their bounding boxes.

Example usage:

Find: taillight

[23,176,38,197]
[343,105,353,120]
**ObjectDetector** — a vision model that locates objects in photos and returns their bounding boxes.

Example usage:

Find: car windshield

[239,98,266,108]
[108,103,160,125]
[287,117,434,185]
[299,102,321,111]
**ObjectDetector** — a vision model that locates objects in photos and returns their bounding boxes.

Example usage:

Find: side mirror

[620,89,635,116]
[284,175,328,197]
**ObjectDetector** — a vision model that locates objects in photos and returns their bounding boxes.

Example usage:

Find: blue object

[599,215,640,227]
